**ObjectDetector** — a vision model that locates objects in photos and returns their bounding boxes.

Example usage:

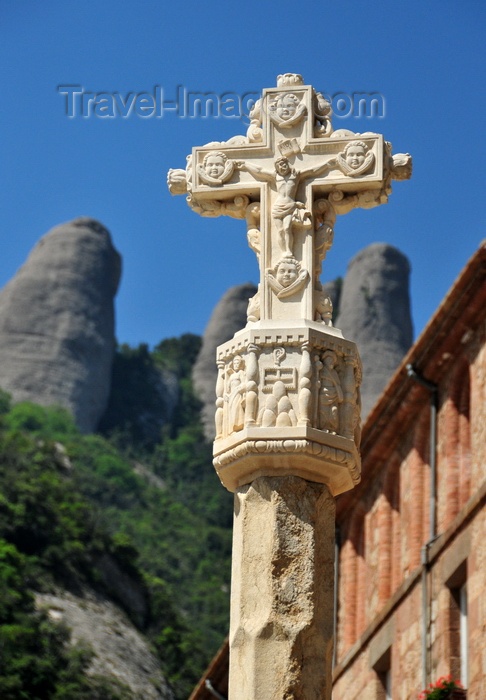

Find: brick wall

[333,246,486,699]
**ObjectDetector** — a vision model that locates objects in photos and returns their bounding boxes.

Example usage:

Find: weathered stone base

[229,476,335,700]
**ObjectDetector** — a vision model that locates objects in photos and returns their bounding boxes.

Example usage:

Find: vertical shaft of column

[229,475,336,700]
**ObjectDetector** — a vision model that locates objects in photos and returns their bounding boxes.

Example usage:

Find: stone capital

[213,321,361,495]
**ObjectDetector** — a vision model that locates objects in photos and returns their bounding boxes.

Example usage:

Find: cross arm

[238,161,274,182]
[300,157,336,180]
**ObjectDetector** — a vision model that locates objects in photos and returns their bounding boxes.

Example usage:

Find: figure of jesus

[237,156,332,257]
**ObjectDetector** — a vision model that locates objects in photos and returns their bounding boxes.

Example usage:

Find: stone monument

[168,73,411,699]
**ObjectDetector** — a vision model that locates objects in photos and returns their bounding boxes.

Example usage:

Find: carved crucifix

[168,74,411,699]
[169,72,410,329]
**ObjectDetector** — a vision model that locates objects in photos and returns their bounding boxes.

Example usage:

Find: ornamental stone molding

[212,322,361,495]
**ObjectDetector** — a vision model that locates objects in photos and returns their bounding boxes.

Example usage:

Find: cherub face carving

[204,152,226,178]
[275,94,300,121]
[198,150,235,186]
[268,92,306,129]
[276,260,299,288]
[344,142,367,170]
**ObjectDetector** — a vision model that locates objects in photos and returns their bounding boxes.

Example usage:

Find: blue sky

[1,1,485,347]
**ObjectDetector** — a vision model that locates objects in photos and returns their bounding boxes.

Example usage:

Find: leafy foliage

[0,537,130,700]
[0,334,233,699]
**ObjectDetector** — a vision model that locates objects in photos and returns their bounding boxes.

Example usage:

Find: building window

[447,562,468,689]
[373,647,391,700]
[459,583,468,688]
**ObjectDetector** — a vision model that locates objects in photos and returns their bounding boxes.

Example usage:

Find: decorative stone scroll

[168,73,411,494]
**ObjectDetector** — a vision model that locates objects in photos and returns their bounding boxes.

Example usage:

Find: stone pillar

[211,323,361,698]
[229,476,335,700]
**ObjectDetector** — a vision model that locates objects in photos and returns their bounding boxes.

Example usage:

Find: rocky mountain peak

[0,217,121,432]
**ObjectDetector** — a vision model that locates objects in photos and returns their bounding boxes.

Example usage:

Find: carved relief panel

[215,330,361,446]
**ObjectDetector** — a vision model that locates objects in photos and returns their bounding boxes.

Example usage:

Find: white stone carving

[167,168,187,195]
[390,152,413,180]
[266,257,309,299]
[314,198,336,280]
[197,150,235,186]
[245,202,261,261]
[212,324,362,493]
[315,289,333,325]
[168,73,411,493]
[277,137,301,157]
[317,350,343,433]
[168,73,412,699]
[336,140,375,177]
[246,287,260,323]
[268,92,307,129]
[276,73,304,87]
[237,157,329,257]
[224,355,246,434]
[259,380,297,428]
[186,193,250,219]
[247,99,264,143]
[313,91,333,137]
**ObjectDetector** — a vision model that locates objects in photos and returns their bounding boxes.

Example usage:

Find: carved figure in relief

[225,355,246,433]
[268,92,306,128]
[245,202,261,261]
[238,156,330,257]
[198,151,235,186]
[247,99,263,143]
[315,289,333,325]
[318,351,343,433]
[313,91,333,137]
[336,141,375,177]
[266,257,309,299]
[314,198,336,280]
[247,287,260,322]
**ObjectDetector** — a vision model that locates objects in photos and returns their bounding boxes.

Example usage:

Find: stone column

[211,323,361,698]
[229,476,335,700]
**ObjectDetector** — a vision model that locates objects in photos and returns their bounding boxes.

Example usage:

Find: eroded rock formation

[36,589,174,700]
[335,243,413,417]
[0,218,121,432]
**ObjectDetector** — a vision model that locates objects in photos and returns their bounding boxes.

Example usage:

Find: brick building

[190,243,486,700]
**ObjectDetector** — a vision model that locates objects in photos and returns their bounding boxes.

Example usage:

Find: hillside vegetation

[0,334,233,699]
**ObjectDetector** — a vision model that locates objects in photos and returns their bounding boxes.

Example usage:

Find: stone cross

[168,73,411,700]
